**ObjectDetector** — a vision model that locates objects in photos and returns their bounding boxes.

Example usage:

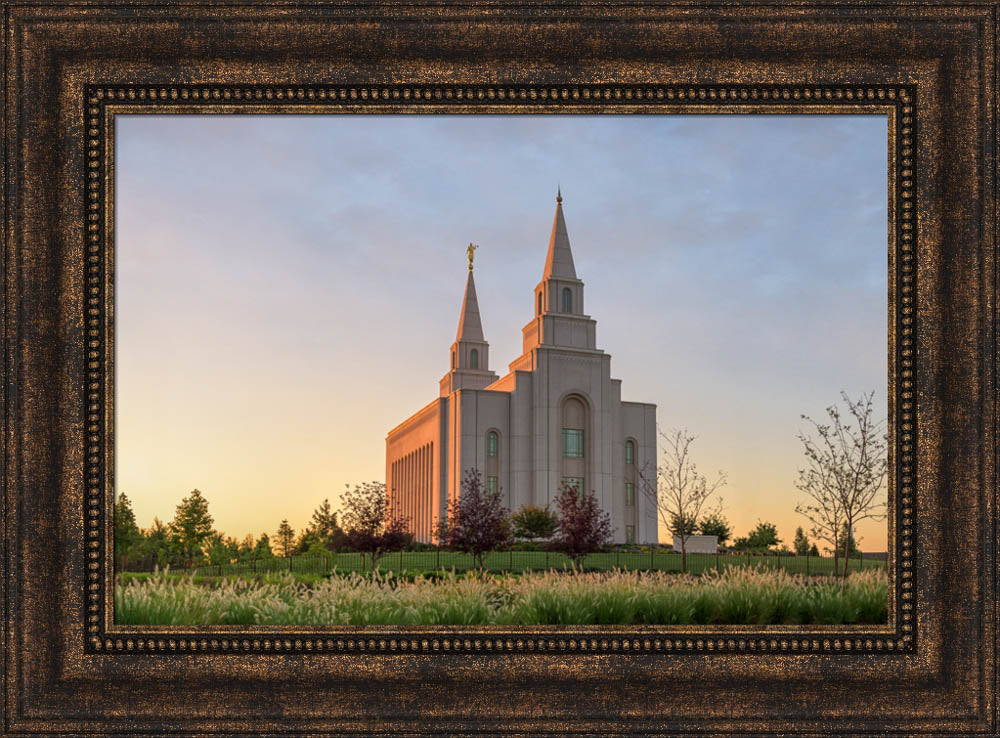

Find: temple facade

[385,191,658,544]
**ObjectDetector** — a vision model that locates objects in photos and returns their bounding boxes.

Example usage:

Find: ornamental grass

[115,565,887,626]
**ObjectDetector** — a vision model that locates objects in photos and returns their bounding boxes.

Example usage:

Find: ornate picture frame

[2,3,997,735]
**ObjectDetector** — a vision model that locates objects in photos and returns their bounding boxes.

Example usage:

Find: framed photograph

[2,2,997,736]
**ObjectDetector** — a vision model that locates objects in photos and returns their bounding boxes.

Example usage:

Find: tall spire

[543,188,577,280]
[456,270,484,342]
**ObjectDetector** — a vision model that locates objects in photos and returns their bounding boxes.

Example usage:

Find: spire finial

[556,185,562,204]
[467,242,479,271]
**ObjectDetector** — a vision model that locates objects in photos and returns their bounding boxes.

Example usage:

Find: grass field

[115,566,888,626]
[135,549,885,580]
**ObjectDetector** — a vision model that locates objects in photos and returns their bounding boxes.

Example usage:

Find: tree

[275,519,295,558]
[669,511,698,536]
[549,483,613,569]
[809,543,820,557]
[697,508,732,546]
[745,520,781,550]
[208,532,238,566]
[509,504,559,543]
[638,428,727,572]
[792,526,811,556]
[308,498,346,550]
[169,489,214,567]
[254,533,274,559]
[795,391,888,579]
[438,469,512,569]
[835,522,861,557]
[114,491,141,562]
[340,481,411,570]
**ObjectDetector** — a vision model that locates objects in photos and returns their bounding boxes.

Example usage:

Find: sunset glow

[116,114,889,552]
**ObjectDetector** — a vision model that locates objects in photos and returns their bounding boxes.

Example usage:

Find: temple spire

[543,188,577,280]
[456,269,484,342]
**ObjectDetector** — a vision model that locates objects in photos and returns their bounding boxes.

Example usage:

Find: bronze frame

[2,4,997,736]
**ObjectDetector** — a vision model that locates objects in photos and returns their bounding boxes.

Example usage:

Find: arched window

[470,349,479,369]
[538,291,544,316]
[562,287,572,312]
[487,431,499,457]
[625,440,635,465]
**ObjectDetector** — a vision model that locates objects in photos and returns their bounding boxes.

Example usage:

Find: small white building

[672,535,720,554]
[386,191,658,545]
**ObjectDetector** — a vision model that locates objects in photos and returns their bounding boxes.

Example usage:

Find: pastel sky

[116,113,889,552]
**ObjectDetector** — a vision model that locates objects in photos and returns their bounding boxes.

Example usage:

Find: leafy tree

[747,520,781,550]
[439,469,512,569]
[809,543,820,557]
[733,521,781,551]
[208,532,237,566]
[793,526,811,556]
[669,511,698,536]
[795,391,887,579]
[340,481,411,570]
[638,428,726,573]
[114,491,141,561]
[169,489,214,567]
[550,483,613,569]
[835,522,861,557]
[137,517,174,568]
[309,498,346,549]
[275,519,295,558]
[509,504,558,543]
[254,533,275,559]
[697,508,732,546]
[237,533,256,560]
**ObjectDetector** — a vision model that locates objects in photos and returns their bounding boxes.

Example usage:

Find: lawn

[143,549,885,580]
[115,566,889,626]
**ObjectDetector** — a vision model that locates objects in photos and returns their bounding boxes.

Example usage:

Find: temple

[385,191,658,544]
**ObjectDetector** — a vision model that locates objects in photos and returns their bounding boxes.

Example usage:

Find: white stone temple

[385,191,658,544]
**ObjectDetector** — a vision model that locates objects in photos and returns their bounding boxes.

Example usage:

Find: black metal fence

[118,548,885,579]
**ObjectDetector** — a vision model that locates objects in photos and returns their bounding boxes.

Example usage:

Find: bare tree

[638,428,727,573]
[794,390,888,579]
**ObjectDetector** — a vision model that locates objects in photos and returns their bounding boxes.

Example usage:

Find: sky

[115,113,889,552]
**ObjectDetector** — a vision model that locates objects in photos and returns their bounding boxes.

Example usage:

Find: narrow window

[562,428,584,457]
[625,482,635,506]
[625,440,635,465]
[451,350,456,369]
[562,287,572,312]
[538,291,543,315]
[625,525,636,544]
[470,349,479,369]
[487,431,498,457]
[487,476,498,494]
[561,477,585,494]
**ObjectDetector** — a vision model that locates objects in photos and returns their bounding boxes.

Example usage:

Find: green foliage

[697,511,732,545]
[793,526,811,556]
[254,533,274,559]
[510,504,559,542]
[169,489,214,567]
[835,523,861,557]
[275,519,295,558]
[733,520,782,551]
[115,567,888,626]
[669,511,698,536]
[114,492,141,559]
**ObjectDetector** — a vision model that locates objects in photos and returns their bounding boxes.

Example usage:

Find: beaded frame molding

[4,3,997,736]
[85,83,915,658]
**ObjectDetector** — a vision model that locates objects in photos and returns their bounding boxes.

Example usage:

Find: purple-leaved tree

[437,469,512,570]
[550,483,613,570]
